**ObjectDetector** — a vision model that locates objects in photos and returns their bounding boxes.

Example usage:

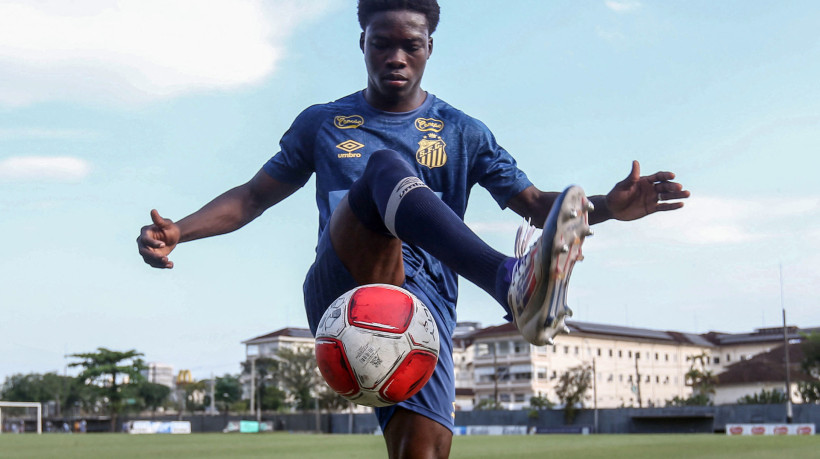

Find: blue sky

[2,0,819,383]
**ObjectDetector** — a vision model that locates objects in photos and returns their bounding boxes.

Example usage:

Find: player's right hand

[137,209,181,269]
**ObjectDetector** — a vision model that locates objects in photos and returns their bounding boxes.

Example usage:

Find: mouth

[382,73,408,87]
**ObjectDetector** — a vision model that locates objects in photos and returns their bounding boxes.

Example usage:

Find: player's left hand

[606,160,690,221]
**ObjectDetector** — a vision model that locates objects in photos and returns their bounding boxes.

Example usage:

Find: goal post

[0,401,42,434]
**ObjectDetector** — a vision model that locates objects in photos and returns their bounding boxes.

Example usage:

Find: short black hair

[358,0,440,34]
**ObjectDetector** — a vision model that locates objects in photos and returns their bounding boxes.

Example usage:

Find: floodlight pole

[781,264,793,423]
[592,358,599,434]
[249,357,256,417]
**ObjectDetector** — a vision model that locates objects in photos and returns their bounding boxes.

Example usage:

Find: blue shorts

[303,228,456,432]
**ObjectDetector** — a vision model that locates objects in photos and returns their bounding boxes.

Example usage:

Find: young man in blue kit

[138,1,689,457]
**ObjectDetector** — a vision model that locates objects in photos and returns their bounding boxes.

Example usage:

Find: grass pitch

[1,433,817,458]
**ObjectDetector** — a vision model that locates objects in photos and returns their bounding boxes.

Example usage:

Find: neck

[363,88,427,112]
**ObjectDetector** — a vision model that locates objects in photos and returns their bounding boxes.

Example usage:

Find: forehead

[364,10,429,39]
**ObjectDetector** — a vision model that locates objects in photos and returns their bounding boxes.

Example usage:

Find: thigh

[329,195,404,286]
[383,408,453,459]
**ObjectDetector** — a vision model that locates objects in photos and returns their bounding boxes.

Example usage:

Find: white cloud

[605,0,642,13]
[608,195,820,246]
[0,156,91,181]
[0,0,339,107]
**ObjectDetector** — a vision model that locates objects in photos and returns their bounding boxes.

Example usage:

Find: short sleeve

[262,106,323,187]
[467,119,532,209]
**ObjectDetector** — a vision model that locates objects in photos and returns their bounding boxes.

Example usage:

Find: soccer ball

[314,284,440,407]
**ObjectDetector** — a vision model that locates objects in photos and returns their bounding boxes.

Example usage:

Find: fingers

[628,160,641,183]
[137,245,174,269]
[653,180,691,202]
[151,209,171,228]
[138,209,176,269]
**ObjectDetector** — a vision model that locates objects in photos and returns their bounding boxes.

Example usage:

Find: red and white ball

[314,284,440,407]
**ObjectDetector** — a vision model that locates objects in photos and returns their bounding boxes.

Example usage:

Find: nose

[385,47,406,68]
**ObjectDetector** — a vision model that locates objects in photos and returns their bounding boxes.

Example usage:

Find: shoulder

[292,92,362,125]
[431,96,493,135]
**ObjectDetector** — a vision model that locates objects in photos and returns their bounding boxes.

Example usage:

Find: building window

[514,393,526,403]
[497,341,510,355]
[513,340,529,355]
[636,352,640,359]
[726,354,731,362]
[574,346,579,355]
[609,349,614,357]
[597,348,602,356]
[665,353,669,361]
[713,357,720,364]
[500,393,511,402]
[628,351,632,358]
[553,345,558,353]
[618,350,623,358]
[655,353,659,360]
[564,346,569,354]
[537,368,547,380]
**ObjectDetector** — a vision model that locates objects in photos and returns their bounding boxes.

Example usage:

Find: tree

[474,398,503,410]
[737,388,788,404]
[277,347,321,411]
[242,357,287,412]
[137,381,171,417]
[213,374,243,414]
[667,352,716,407]
[1,372,92,417]
[554,364,592,424]
[798,332,820,403]
[529,393,553,410]
[69,348,146,432]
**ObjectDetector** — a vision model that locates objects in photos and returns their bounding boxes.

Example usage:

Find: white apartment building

[243,323,817,412]
[469,321,714,409]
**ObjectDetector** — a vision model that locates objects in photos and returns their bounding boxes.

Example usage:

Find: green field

[1,433,818,459]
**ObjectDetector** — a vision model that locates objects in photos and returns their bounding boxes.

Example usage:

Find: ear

[360,32,365,52]
[427,36,433,58]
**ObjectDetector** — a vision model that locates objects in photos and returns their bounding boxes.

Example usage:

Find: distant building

[242,327,315,360]
[241,323,818,412]
[714,342,811,405]
[143,362,175,388]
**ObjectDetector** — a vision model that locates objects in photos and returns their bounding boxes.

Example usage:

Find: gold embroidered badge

[334,115,364,129]
[336,140,364,158]
[414,117,444,132]
[416,133,447,169]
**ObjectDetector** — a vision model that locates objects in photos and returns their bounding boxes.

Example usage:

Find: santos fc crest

[416,133,447,169]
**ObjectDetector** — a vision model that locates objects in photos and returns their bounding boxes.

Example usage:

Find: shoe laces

[514,218,538,258]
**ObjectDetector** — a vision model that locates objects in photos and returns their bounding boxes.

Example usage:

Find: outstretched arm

[507,160,689,227]
[137,169,301,268]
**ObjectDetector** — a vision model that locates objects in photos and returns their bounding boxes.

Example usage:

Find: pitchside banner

[453,426,529,436]
[726,423,815,436]
[127,421,192,434]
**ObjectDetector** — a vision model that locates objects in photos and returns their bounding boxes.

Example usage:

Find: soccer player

[137,1,689,457]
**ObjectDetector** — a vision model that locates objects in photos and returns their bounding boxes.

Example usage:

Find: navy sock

[347,150,512,308]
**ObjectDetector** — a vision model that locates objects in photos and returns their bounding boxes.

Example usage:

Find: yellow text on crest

[416,133,447,169]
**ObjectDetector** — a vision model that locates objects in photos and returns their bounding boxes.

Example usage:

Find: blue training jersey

[263,91,532,327]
